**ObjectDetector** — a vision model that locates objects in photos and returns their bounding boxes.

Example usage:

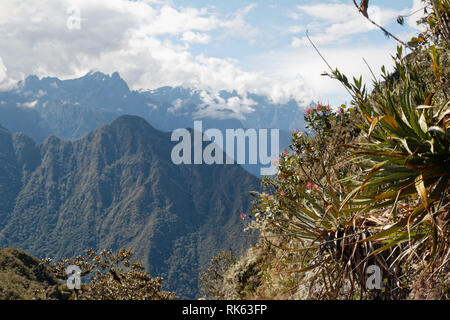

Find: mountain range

[0,115,260,298]
[0,72,307,176]
[0,71,308,298]
[0,71,307,139]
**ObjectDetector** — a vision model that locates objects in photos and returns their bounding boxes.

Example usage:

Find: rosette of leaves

[248,106,382,298]
[332,38,449,291]
[241,1,449,300]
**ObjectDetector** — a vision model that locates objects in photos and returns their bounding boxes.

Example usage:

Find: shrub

[38,248,176,300]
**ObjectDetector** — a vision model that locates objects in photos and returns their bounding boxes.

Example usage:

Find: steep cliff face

[0,126,22,232]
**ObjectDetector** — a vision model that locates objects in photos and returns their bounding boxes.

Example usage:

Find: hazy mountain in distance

[0,115,260,298]
[0,71,307,140]
[0,72,306,176]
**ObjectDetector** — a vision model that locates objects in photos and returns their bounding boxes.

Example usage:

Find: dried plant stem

[352,0,414,50]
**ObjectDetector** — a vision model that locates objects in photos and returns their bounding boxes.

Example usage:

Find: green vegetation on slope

[0,247,176,300]
[0,248,57,299]
[0,115,259,299]
[204,0,449,300]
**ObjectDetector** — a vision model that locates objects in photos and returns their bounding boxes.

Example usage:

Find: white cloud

[407,0,428,31]
[0,56,18,91]
[0,57,6,82]
[0,0,246,82]
[194,91,258,120]
[279,1,422,106]
[0,0,305,119]
[285,11,301,21]
[290,3,407,47]
[36,89,47,97]
[182,31,211,44]
[220,3,259,39]
[168,98,183,114]
[142,5,221,36]
[17,100,39,108]
[260,43,399,107]
[0,0,420,119]
[285,25,303,35]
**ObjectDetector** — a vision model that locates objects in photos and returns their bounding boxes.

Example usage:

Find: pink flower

[337,109,343,116]
[262,193,274,201]
[306,181,313,190]
[272,156,280,165]
[305,107,313,115]
[282,149,289,157]
[240,213,245,220]
[280,191,286,197]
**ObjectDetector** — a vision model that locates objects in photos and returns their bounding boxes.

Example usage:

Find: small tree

[199,250,236,300]
[38,248,176,300]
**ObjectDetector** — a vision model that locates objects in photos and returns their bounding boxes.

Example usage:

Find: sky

[0,0,427,112]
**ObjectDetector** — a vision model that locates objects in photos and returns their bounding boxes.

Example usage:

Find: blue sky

[171,0,412,59]
[0,0,426,114]
[163,0,421,105]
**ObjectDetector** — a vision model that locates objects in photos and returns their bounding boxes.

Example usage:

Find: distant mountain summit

[0,71,307,176]
[23,71,130,98]
[0,115,260,298]
[0,71,307,141]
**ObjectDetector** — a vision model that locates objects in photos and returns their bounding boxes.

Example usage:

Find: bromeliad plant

[249,105,379,299]
[333,43,449,280]
[246,1,449,299]
[326,2,450,297]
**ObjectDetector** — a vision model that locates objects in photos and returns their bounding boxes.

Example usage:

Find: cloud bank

[0,0,311,115]
[0,0,422,116]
